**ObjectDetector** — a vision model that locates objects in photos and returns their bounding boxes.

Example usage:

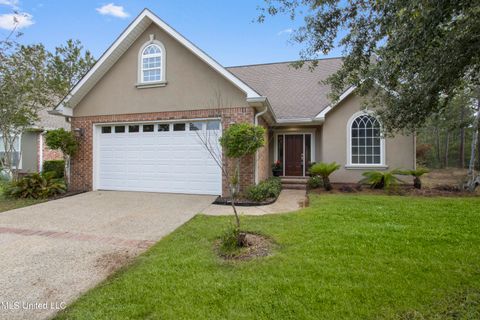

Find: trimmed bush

[43,160,65,178]
[5,172,66,199]
[307,176,322,189]
[309,162,341,191]
[246,177,282,202]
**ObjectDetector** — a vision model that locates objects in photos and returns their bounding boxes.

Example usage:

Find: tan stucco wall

[74,23,247,117]
[321,94,415,183]
[20,131,39,172]
[257,117,270,182]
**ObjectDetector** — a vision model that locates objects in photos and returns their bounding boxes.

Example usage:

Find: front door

[284,135,304,176]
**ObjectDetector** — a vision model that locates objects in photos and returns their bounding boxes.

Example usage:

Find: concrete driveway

[0,191,215,320]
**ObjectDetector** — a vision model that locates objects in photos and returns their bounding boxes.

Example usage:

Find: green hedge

[246,177,282,202]
[42,160,65,179]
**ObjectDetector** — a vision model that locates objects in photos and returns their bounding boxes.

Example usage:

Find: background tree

[259,0,480,188]
[48,39,95,102]
[45,129,79,187]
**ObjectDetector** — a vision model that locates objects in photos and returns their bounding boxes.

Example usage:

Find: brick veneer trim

[70,107,256,196]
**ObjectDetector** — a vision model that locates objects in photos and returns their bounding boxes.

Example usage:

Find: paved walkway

[0,191,215,320]
[203,189,307,216]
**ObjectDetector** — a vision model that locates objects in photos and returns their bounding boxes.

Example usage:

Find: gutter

[254,105,268,184]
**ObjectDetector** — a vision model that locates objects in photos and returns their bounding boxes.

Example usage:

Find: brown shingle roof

[227,58,343,120]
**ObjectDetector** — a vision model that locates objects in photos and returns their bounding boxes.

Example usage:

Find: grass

[0,180,44,213]
[56,195,480,319]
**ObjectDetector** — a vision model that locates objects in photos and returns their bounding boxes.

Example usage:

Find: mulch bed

[213,196,277,206]
[216,232,275,261]
[310,183,479,197]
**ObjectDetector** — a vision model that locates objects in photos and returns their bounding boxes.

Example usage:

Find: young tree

[44,129,79,187]
[259,0,479,188]
[0,43,53,179]
[196,121,265,245]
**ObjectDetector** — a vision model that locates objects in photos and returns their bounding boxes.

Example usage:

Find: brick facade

[70,107,256,196]
[38,133,64,171]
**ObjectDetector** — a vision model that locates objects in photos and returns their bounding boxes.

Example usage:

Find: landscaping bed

[212,196,277,206]
[310,183,480,197]
[213,177,282,206]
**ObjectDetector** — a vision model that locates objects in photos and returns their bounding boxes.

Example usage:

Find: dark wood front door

[285,135,303,176]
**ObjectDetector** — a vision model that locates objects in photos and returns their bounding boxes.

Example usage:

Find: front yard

[56,194,480,319]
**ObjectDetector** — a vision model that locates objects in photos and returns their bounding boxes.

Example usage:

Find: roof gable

[56,9,260,115]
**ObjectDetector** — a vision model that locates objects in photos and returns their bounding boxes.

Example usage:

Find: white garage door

[96,120,222,195]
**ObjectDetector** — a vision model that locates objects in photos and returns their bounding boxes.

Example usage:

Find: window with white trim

[350,114,383,165]
[141,44,162,82]
[0,133,21,168]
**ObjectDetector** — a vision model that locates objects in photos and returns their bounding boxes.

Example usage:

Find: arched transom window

[140,42,164,83]
[350,113,383,165]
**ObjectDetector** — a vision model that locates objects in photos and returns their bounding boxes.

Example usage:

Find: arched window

[348,112,384,165]
[138,40,165,84]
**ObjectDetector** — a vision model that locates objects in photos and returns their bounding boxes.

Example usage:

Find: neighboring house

[53,9,415,196]
[0,109,67,174]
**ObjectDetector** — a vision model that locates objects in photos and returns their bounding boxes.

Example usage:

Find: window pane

[278,135,283,164]
[129,125,140,133]
[143,124,154,132]
[374,156,381,163]
[115,126,125,133]
[173,123,185,131]
[207,120,220,130]
[189,122,203,131]
[352,155,359,164]
[352,147,358,155]
[158,124,170,132]
[305,134,311,165]
[101,126,111,134]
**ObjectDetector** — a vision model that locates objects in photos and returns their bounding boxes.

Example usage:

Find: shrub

[5,172,66,199]
[219,123,265,158]
[246,177,282,202]
[360,171,402,192]
[43,160,65,178]
[309,162,341,191]
[307,175,322,189]
[395,167,430,189]
[219,224,241,255]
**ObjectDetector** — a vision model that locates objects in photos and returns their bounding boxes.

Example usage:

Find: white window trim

[137,39,167,87]
[273,130,316,177]
[346,110,387,169]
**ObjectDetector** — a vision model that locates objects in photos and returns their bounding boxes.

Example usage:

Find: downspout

[254,106,268,184]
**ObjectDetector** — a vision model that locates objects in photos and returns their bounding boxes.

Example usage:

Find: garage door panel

[97,124,222,195]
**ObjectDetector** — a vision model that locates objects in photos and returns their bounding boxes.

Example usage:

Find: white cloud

[0,12,34,30]
[277,28,293,36]
[0,0,19,9]
[96,3,129,18]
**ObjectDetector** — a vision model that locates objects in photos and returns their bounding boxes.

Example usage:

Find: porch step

[281,177,308,190]
[281,183,307,190]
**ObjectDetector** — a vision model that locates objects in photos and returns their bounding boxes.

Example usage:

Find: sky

[0,0,344,67]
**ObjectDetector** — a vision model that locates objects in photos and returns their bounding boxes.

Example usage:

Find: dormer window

[137,37,166,87]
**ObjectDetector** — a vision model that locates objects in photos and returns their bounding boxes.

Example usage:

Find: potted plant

[272,160,282,177]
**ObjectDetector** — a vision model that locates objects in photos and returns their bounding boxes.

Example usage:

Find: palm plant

[309,162,341,191]
[360,171,402,192]
[395,168,430,189]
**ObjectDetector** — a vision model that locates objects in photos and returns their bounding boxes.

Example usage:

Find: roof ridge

[226,56,343,69]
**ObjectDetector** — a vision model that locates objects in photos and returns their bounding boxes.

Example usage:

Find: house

[53,9,415,196]
[0,108,67,174]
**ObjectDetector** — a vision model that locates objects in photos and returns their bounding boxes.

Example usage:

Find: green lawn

[56,195,480,320]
